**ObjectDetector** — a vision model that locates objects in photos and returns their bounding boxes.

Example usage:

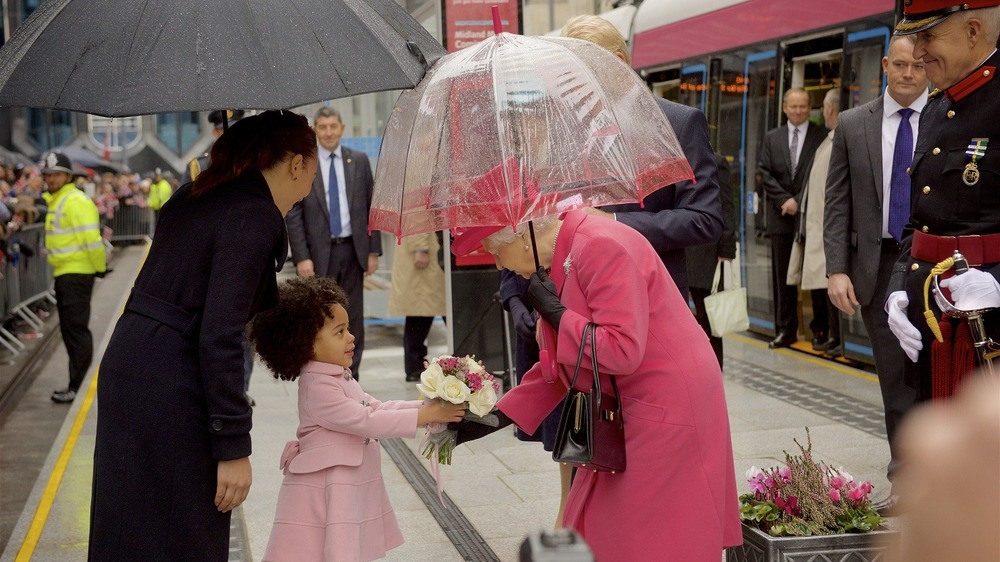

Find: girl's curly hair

[248,277,349,381]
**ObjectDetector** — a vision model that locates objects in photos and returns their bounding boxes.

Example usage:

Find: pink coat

[263,361,422,562]
[498,211,742,561]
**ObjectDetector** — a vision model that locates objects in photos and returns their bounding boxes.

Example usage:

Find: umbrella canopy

[0,0,446,117]
[53,146,124,174]
[370,32,693,240]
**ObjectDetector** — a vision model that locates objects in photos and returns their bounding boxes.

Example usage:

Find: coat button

[986,69,992,77]
[923,186,931,194]
[906,167,912,175]
[932,147,941,155]
[947,110,956,118]
[364,437,371,445]
[212,420,223,431]
[912,263,920,271]
[922,225,929,233]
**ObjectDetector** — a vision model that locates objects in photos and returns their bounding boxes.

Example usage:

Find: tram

[620,0,900,365]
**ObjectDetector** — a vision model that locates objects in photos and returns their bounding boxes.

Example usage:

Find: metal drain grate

[725,358,888,439]
[382,437,502,562]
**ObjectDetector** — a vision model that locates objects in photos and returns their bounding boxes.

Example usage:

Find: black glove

[95,268,112,279]
[525,269,566,332]
[506,295,537,340]
[450,409,513,444]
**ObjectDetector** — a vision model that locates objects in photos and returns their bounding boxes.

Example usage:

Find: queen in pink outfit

[452,210,742,561]
[248,276,465,562]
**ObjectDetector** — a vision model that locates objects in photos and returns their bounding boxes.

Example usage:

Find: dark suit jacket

[604,98,723,293]
[824,97,886,306]
[758,122,827,235]
[686,154,738,291]
[286,146,382,274]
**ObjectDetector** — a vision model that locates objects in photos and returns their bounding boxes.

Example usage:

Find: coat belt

[911,230,1000,267]
[125,289,200,339]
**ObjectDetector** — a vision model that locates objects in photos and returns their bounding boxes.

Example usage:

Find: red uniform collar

[945,65,995,102]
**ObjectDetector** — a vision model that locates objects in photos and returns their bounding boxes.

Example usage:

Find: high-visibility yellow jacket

[148,179,173,211]
[43,183,106,277]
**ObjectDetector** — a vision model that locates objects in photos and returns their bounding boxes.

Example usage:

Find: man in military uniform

[180,110,243,184]
[887,0,1000,403]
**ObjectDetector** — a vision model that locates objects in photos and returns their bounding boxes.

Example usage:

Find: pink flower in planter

[847,486,866,502]
[829,488,841,502]
[830,475,848,489]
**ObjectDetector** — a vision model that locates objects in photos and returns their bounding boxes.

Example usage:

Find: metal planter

[726,523,899,562]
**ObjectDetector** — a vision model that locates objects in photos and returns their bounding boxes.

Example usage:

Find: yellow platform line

[16,244,148,561]
[728,333,880,383]
[16,369,99,562]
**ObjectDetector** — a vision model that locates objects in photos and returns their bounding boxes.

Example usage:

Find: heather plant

[739,429,883,536]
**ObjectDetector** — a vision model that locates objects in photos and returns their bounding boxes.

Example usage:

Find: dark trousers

[770,233,798,335]
[808,289,841,339]
[404,316,436,375]
[328,241,365,377]
[690,286,724,370]
[54,273,96,391]
[861,248,917,481]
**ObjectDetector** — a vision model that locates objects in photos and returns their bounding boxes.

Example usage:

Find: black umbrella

[0,0,446,117]
[53,146,125,174]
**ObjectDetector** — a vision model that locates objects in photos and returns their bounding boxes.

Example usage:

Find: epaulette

[928,88,943,99]
[188,158,202,180]
[944,66,995,103]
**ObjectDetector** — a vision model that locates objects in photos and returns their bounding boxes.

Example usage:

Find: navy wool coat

[89,170,287,562]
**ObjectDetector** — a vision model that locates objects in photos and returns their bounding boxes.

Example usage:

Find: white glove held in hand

[885,291,922,362]
[939,269,1000,311]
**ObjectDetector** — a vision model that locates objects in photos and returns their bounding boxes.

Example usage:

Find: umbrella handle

[492,6,503,35]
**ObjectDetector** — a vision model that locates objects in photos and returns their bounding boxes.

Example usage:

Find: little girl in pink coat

[248,277,465,562]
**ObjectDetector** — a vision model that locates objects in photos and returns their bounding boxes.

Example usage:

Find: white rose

[466,356,486,374]
[437,375,471,404]
[467,384,498,417]
[416,362,446,400]
[745,466,761,480]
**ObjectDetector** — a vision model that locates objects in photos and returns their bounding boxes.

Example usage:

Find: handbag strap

[568,322,594,389]
[588,322,624,427]
[710,262,723,295]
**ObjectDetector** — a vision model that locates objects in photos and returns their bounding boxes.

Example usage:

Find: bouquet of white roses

[416,355,500,465]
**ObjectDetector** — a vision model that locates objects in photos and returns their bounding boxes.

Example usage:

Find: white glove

[932,284,956,314]
[939,269,1000,311]
[885,290,922,362]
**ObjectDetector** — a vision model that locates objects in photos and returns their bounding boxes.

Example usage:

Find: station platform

[0,244,895,562]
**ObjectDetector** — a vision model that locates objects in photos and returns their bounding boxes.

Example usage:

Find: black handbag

[552,323,626,473]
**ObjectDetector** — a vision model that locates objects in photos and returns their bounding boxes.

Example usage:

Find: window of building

[88,115,142,155]
[155,113,201,156]
[27,109,74,151]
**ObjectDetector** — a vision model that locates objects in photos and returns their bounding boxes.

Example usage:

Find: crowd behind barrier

[0,157,173,357]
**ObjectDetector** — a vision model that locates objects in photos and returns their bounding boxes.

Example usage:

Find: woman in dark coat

[89,111,318,561]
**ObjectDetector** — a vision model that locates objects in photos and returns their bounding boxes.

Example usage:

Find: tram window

[843,42,885,109]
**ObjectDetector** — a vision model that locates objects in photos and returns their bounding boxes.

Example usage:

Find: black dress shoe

[873,494,902,517]
[405,372,421,382]
[815,337,841,353]
[810,331,828,350]
[768,332,797,349]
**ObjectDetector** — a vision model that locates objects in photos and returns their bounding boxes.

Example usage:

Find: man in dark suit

[286,106,381,377]
[824,36,928,508]
[562,16,722,299]
[757,88,826,348]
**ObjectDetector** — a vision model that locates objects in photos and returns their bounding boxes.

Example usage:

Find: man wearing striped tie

[758,88,827,349]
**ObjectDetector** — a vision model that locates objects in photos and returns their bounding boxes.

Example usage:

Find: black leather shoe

[815,337,841,353]
[810,331,828,350]
[873,494,902,517]
[405,372,421,382]
[51,388,77,403]
[768,332,797,349]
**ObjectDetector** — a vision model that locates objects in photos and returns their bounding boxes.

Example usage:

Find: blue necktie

[328,154,341,237]
[888,108,914,241]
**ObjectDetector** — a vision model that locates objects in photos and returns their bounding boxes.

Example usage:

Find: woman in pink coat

[451,210,742,561]
[248,277,465,562]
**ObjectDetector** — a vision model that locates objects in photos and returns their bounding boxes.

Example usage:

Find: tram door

[742,34,842,338]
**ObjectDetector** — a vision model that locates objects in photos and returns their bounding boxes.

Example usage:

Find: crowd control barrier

[0,223,55,356]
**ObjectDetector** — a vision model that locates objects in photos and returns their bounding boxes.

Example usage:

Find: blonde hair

[562,15,630,65]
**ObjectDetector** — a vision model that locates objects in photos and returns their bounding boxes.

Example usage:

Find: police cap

[40,151,73,174]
